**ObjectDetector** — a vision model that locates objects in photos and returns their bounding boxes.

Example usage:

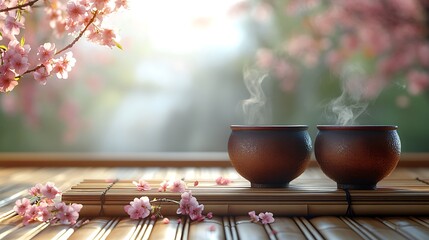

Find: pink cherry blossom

[71,202,83,212]
[115,0,129,10]
[208,224,216,232]
[215,176,232,185]
[13,198,31,216]
[162,217,170,224]
[55,202,67,212]
[41,182,60,199]
[258,212,275,224]
[169,179,187,193]
[35,201,52,222]
[133,178,152,191]
[407,70,429,95]
[176,191,198,215]
[2,15,24,38]
[176,198,191,215]
[158,180,169,192]
[248,210,259,222]
[55,203,82,225]
[194,180,199,187]
[179,190,193,202]
[6,40,31,58]
[124,197,152,219]
[45,7,62,28]
[52,52,76,79]
[189,204,205,221]
[206,212,213,219]
[9,55,30,75]
[67,1,86,22]
[33,65,53,85]
[37,43,56,64]
[29,183,43,196]
[99,28,117,48]
[23,205,38,225]
[0,68,18,92]
[92,0,110,10]
[124,205,145,219]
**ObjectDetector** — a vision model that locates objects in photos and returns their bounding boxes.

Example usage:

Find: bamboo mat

[63,178,429,217]
[1,166,429,239]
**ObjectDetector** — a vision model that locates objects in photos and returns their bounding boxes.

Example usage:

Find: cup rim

[317,125,398,131]
[231,125,308,131]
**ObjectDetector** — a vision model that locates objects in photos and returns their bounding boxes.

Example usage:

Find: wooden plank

[0,152,428,167]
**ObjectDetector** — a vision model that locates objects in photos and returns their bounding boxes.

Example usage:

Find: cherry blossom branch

[150,198,180,205]
[56,10,99,56]
[19,10,99,78]
[0,0,40,13]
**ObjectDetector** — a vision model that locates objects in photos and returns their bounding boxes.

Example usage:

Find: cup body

[228,125,312,188]
[314,125,401,190]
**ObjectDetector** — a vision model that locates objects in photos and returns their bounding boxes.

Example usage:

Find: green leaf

[20,36,25,46]
[115,41,123,50]
[0,45,7,51]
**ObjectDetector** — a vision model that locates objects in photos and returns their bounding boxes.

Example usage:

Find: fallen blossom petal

[133,178,152,191]
[258,212,275,224]
[169,179,187,193]
[163,218,170,224]
[208,224,216,232]
[158,180,169,192]
[248,210,259,222]
[215,176,232,185]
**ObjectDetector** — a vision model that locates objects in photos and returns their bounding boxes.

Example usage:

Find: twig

[0,0,40,13]
[55,10,99,55]
[151,198,180,205]
[19,10,99,77]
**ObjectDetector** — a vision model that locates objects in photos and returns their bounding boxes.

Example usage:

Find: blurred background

[1,0,429,152]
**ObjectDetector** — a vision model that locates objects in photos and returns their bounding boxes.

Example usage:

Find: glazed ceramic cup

[228,125,312,188]
[314,125,401,190]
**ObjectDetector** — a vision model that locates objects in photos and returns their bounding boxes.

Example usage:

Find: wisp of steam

[327,64,369,125]
[241,67,270,125]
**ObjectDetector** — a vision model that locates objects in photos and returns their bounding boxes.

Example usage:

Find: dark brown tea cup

[314,125,401,190]
[228,125,312,188]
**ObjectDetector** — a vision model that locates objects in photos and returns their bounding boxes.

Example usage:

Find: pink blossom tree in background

[0,0,127,92]
[0,0,127,146]
[252,0,429,99]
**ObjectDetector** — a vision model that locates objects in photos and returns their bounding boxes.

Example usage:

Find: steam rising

[328,64,369,125]
[241,67,270,125]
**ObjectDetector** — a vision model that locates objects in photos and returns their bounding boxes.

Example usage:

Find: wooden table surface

[1,153,429,239]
